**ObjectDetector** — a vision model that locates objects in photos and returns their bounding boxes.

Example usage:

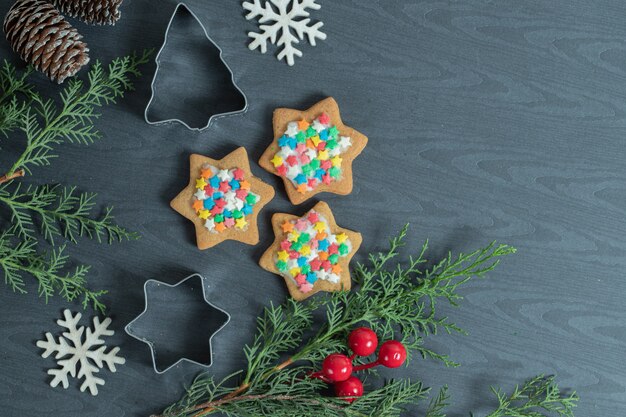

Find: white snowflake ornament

[243,0,327,66]
[36,309,125,396]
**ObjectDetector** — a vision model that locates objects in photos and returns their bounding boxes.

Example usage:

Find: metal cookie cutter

[144,3,248,131]
[125,273,230,374]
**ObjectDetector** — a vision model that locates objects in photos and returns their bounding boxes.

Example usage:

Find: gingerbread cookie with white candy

[171,147,275,249]
[259,201,362,301]
[259,97,368,205]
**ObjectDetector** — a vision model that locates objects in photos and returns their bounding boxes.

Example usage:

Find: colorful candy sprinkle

[192,165,259,233]
[275,210,352,293]
[272,113,352,194]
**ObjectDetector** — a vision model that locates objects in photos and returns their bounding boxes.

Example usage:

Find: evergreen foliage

[157,227,577,417]
[0,51,151,312]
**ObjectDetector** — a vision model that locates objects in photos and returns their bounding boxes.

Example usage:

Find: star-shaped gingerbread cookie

[171,147,275,249]
[259,201,362,301]
[259,97,368,205]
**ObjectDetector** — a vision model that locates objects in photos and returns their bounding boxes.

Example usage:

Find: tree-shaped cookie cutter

[144,3,248,131]
[124,273,231,374]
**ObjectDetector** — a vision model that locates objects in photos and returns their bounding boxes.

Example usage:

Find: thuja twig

[152,226,576,417]
[482,375,578,417]
[2,49,152,178]
[0,61,34,106]
[0,184,138,244]
[0,168,24,184]
[0,226,106,312]
[192,394,346,413]
[0,51,151,310]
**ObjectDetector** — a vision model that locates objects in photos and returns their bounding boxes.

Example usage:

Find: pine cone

[51,0,123,25]
[3,0,90,83]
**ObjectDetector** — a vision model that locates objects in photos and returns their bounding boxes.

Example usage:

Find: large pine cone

[3,0,89,83]
[51,0,123,25]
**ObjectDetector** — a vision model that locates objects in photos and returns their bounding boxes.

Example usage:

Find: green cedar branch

[425,386,449,417]
[0,60,34,106]
[481,375,578,417]
[0,226,106,313]
[154,226,571,417]
[0,61,34,139]
[2,49,152,178]
[0,52,151,312]
[0,183,139,244]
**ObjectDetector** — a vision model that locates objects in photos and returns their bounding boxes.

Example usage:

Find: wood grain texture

[0,0,625,416]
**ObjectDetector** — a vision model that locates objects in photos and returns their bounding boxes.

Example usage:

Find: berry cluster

[312,327,407,402]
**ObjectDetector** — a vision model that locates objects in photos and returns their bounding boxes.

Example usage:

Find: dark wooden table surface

[1,1,625,416]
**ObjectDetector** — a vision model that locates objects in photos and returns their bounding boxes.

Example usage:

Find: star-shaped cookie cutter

[144,3,248,131]
[124,273,230,374]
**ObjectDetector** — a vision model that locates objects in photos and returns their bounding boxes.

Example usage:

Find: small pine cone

[3,0,90,83]
[51,0,124,25]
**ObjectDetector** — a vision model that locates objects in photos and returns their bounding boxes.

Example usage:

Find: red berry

[322,353,353,382]
[348,327,378,357]
[334,376,363,402]
[377,340,407,368]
